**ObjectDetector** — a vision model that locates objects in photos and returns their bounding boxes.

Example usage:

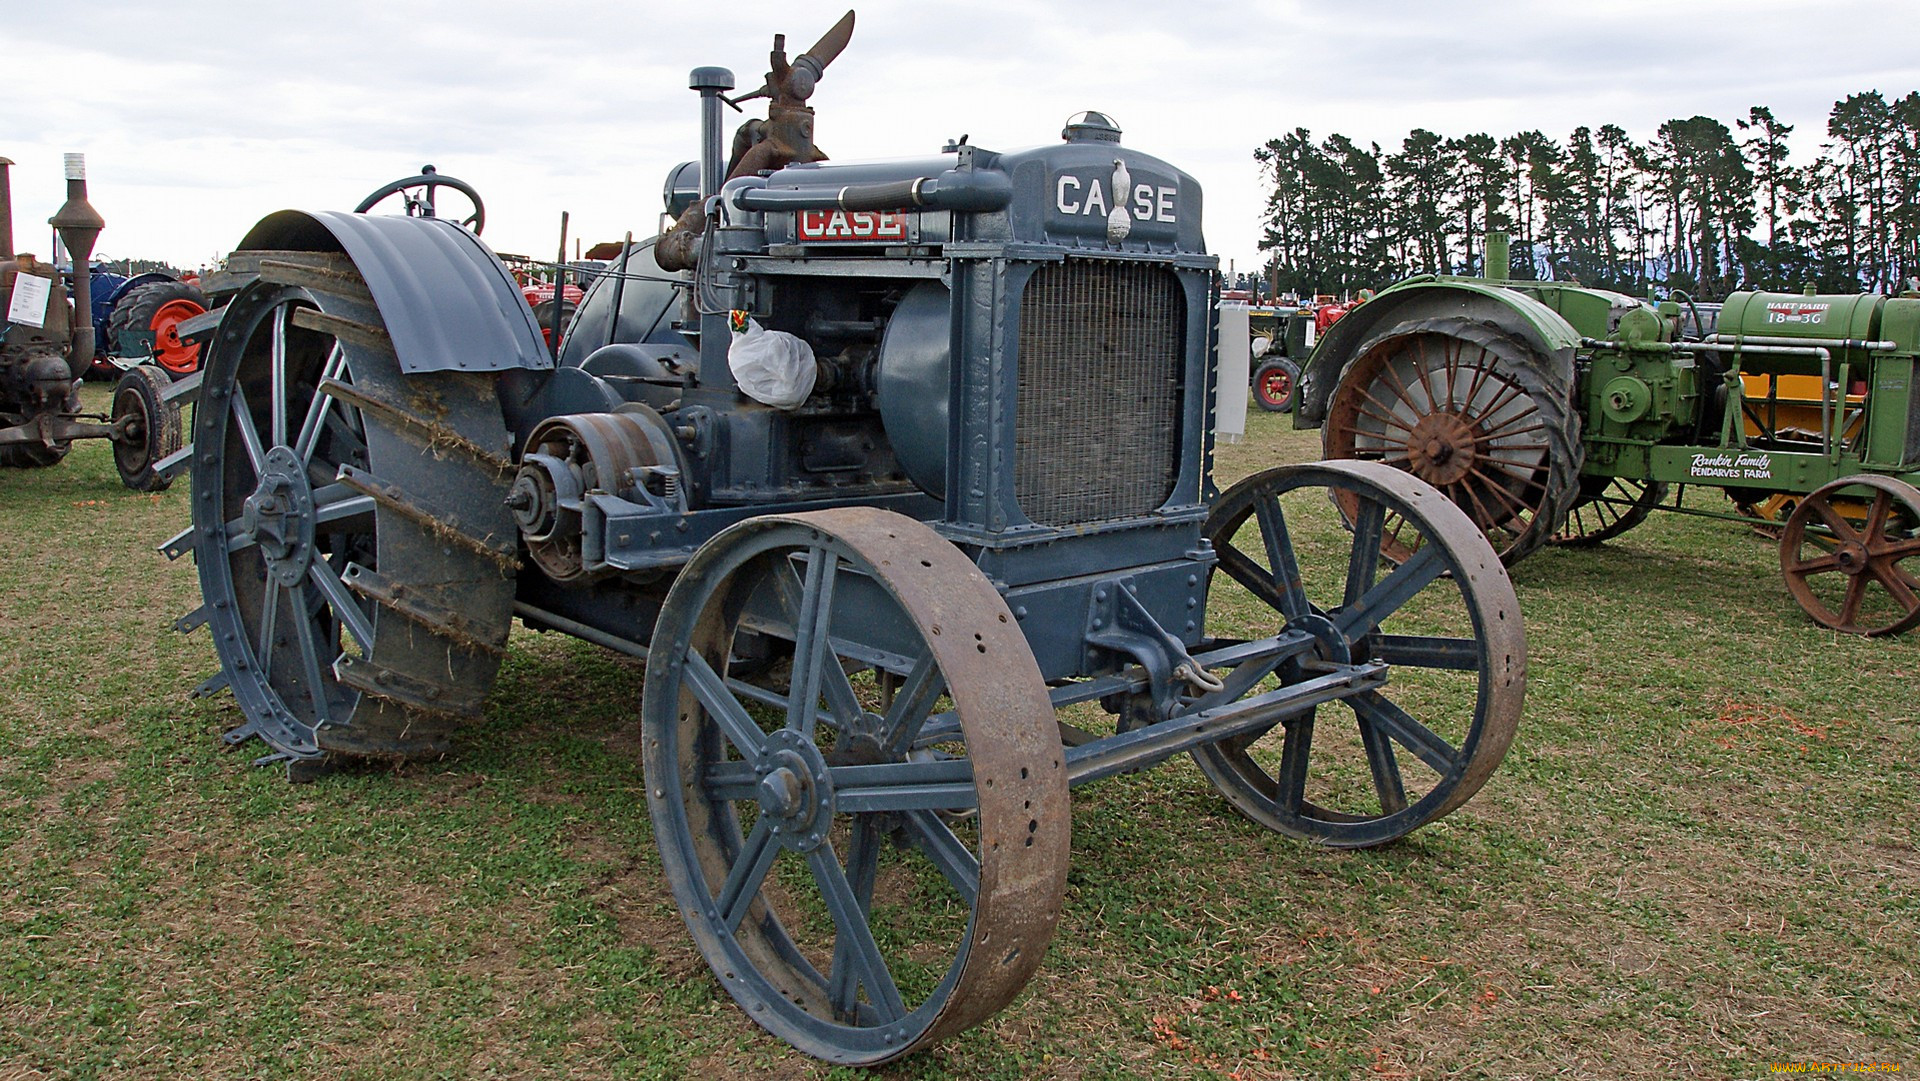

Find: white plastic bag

[728,314,817,408]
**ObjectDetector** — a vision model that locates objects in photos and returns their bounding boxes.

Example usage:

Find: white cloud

[4,0,1916,276]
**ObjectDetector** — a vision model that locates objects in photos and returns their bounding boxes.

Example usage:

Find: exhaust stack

[48,153,104,377]
[0,156,13,262]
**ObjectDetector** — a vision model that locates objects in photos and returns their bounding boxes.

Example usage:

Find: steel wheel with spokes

[190,253,517,766]
[1549,477,1667,547]
[1779,474,1920,636]
[1196,460,1525,847]
[643,508,1068,1065]
[1323,318,1580,566]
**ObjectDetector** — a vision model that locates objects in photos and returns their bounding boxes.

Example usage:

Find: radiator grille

[1015,262,1184,526]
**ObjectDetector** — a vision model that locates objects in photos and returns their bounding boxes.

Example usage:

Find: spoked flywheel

[643,508,1069,1065]
[1779,474,1920,636]
[1323,318,1581,566]
[189,253,518,768]
[1197,460,1525,847]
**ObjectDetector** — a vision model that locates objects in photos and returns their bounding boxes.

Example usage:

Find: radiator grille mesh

[1015,262,1183,526]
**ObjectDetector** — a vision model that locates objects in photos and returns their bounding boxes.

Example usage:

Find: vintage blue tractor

[167,12,1526,1063]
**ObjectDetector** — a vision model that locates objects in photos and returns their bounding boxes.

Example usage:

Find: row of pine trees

[1253,90,1920,302]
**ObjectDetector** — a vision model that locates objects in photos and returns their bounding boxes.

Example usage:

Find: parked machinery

[1296,231,1920,635]
[168,13,1524,1063]
[0,154,184,489]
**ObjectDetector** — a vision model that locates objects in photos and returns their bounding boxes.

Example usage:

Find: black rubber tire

[1321,317,1582,568]
[530,298,577,353]
[190,252,518,766]
[107,280,209,374]
[111,364,183,491]
[1252,357,1300,413]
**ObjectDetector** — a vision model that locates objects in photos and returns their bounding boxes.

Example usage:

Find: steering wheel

[354,165,486,234]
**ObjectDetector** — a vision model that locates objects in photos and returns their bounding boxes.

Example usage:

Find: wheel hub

[1406,412,1477,487]
[1835,541,1869,575]
[241,446,318,586]
[755,729,834,850]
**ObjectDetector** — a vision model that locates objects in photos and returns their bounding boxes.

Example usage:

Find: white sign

[1689,451,1773,481]
[7,273,52,329]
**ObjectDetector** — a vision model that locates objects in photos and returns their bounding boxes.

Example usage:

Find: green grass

[0,386,1913,1079]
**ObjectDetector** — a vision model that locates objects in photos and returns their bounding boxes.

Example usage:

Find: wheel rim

[1196,460,1524,847]
[1325,330,1570,563]
[1550,478,1666,547]
[149,297,207,375]
[643,508,1067,1064]
[1259,365,1292,407]
[190,256,516,761]
[1780,475,1920,636]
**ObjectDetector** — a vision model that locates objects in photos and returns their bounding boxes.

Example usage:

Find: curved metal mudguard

[234,209,551,374]
[1295,279,1580,426]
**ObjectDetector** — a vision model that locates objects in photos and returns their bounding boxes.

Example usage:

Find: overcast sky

[6,0,1919,281]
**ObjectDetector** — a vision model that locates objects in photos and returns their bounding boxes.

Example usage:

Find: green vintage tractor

[1295,233,1920,636]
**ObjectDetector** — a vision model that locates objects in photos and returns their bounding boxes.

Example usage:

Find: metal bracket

[1084,578,1215,723]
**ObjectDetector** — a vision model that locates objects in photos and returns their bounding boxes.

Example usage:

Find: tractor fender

[1294,279,1581,426]
[233,209,550,374]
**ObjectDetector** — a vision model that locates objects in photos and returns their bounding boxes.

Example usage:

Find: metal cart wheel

[1779,474,1920,636]
[1195,460,1525,847]
[1549,477,1667,547]
[190,255,517,767]
[643,508,1068,1065]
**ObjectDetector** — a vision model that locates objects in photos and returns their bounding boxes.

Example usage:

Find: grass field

[0,385,1913,1080]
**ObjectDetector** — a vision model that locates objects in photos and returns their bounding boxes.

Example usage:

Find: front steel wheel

[1196,460,1525,847]
[642,508,1068,1064]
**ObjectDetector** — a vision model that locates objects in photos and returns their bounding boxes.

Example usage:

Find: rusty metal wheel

[1196,460,1525,848]
[189,253,517,769]
[1323,318,1580,566]
[643,508,1068,1064]
[1549,477,1667,547]
[1780,474,1920,636]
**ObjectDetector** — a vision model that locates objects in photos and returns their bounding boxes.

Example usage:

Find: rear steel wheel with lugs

[643,508,1068,1065]
[1779,474,1920,636]
[1324,319,1580,566]
[1197,460,1524,848]
[190,254,517,766]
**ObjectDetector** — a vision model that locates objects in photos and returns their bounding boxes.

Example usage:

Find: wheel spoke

[1786,550,1845,575]
[1839,572,1868,627]
[1809,498,1862,544]
[682,648,769,758]
[229,385,268,476]
[1254,495,1313,621]
[1338,543,1445,639]
[828,817,884,1018]
[1355,714,1408,814]
[787,548,847,737]
[1344,499,1385,607]
[901,809,981,904]
[1353,691,1460,775]
[1869,559,1920,612]
[308,559,375,652]
[809,844,908,1023]
[269,305,289,448]
[831,758,978,813]
[313,492,375,528]
[1369,633,1481,671]
[715,819,779,933]
[294,343,347,463]
[285,583,335,725]
[255,582,281,682]
[1273,716,1314,814]
[1216,542,1298,617]
[882,654,946,755]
